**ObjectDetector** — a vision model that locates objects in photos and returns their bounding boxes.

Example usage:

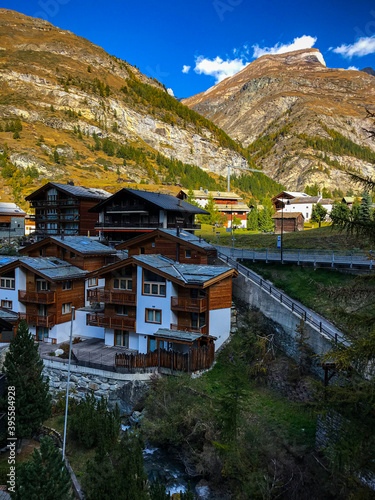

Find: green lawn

[244,262,375,337]
[197,224,373,251]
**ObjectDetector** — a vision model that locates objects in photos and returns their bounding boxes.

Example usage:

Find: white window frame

[145,308,162,324]
[62,302,72,315]
[88,277,98,287]
[62,280,72,291]
[113,278,132,291]
[0,278,15,290]
[1,300,12,309]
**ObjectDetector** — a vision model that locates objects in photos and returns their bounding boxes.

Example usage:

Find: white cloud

[332,35,375,58]
[182,65,191,74]
[167,88,174,97]
[347,66,359,71]
[194,56,249,83]
[252,35,317,59]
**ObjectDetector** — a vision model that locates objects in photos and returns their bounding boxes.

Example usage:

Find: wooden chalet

[26,183,111,239]
[89,188,208,243]
[0,203,26,239]
[86,254,238,354]
[115,228,217,264]
[272,212,305,233]
[19,236,120,271]
[0,256,88,343]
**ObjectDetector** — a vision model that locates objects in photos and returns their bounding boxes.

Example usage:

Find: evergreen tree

[83,434,148,500]
[199,194,219,225]
[11,436,72,500]
[258,207,274,232]
[186,189,199,207]
[232,215,242,229]
[3,320,51,440]
[247,208,258,231]
[311,203,328,227]
[357,191,372,224]
[53,150,60,164]
[12,131,20,140]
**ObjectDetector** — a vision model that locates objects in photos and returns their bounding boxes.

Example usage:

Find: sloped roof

[288,196,321,204]
[25,182,111,201]
[89,188,208,214]
[116,228,215,252]
[180,189,242,200]
[0,203,26,215]
[133,254,234,285]
[216,203,250,212]
[272,212,304,219]
[155,328,217,343]
[20,236,115,256]
[0,256,87,281]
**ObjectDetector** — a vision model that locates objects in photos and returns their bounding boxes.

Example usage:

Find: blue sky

[3,0,375,97]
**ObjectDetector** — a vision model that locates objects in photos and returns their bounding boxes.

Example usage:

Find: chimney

[61,230,64,240]
[176,226,180,237]
[178,199,182,207]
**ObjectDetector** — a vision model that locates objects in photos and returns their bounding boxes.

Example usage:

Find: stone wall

[43,363,150,416]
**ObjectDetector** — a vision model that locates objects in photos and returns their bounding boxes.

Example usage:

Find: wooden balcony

[19,313,56,327]
[87,313,136,330]
[171,297,207,313]
[18,290,55,304]
[170,323,208,335]
[87,288,136,305]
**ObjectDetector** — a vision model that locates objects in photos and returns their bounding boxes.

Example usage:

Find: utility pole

[227,165,231,193]
[62,306,75,460]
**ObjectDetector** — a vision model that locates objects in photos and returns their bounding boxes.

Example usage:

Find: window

[113,278,132,290]
[145,309,162,324]
[140,247,145,254]
[38,304,48,317]
[115,305,128,316]
[190,288,205,299]
[62,280,72,290]
[143,270,166,296]
[115,330,129,347]
[36,280,49,292]
[191,312,206,329]
[88,277,98,287]
[62,302,72,315]
[0,277,15,290]
[1,300,12,309]
[70,252,76,259]
[185,249,191,259]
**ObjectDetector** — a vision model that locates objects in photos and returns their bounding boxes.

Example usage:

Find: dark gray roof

[155,328,203,343]
[0,308,19,322]
[159,229,215,250]
[51,183,111,199]
[90,188,208,214]
[132,254,233,284]
[50,236,115,255]
[26,182,111,201]
[0,256,87,280]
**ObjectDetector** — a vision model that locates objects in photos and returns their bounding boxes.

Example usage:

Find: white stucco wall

[0,268,26,313]
[209,307,231,349]
[75,310,105,340]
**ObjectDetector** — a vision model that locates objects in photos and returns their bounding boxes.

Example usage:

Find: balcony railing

[106,205,148,213]
[171,297,207,312]
[31,199,78,208]
[36,215,79,221]
[95,221,163,229]
[87,313,136,330]
[87,289,136,305]
[19,313,56,327]
[167,223,201,230]
[170,323,208,335]
[19,290,56,304]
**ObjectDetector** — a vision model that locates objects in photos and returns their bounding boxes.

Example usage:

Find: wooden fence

[115,344,215,373]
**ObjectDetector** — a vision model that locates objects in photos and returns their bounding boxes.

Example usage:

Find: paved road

[217,246,374,269]
[219,252,349,346]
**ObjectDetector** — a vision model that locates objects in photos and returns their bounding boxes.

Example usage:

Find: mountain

[183,49,375,193]
[0,9,265,207]
[361,67,375,77]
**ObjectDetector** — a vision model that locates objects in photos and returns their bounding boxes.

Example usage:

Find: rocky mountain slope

[183,49,375,193]
[0,9,258,206]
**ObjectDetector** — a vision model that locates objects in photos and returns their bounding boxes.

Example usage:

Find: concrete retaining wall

[233,273,334,378]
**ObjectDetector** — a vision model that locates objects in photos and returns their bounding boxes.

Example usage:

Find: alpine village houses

[0,185,237,372]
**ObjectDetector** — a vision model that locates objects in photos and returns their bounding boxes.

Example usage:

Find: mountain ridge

[183,48,375,192]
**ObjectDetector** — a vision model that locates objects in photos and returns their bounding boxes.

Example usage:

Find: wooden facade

[25,182,110,239]
[116,229,216,264]
[272,212,305,234]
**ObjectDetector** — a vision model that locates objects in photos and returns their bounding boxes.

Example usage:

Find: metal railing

[217,246,374,269]
[218,251,343,344]
[95,221,163,229]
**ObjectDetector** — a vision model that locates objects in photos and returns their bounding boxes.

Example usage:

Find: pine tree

[357,191,372,224]
[11,436,72,500]
[83,434,148,500]
[247,208,258,231]
[3,320,51,440]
